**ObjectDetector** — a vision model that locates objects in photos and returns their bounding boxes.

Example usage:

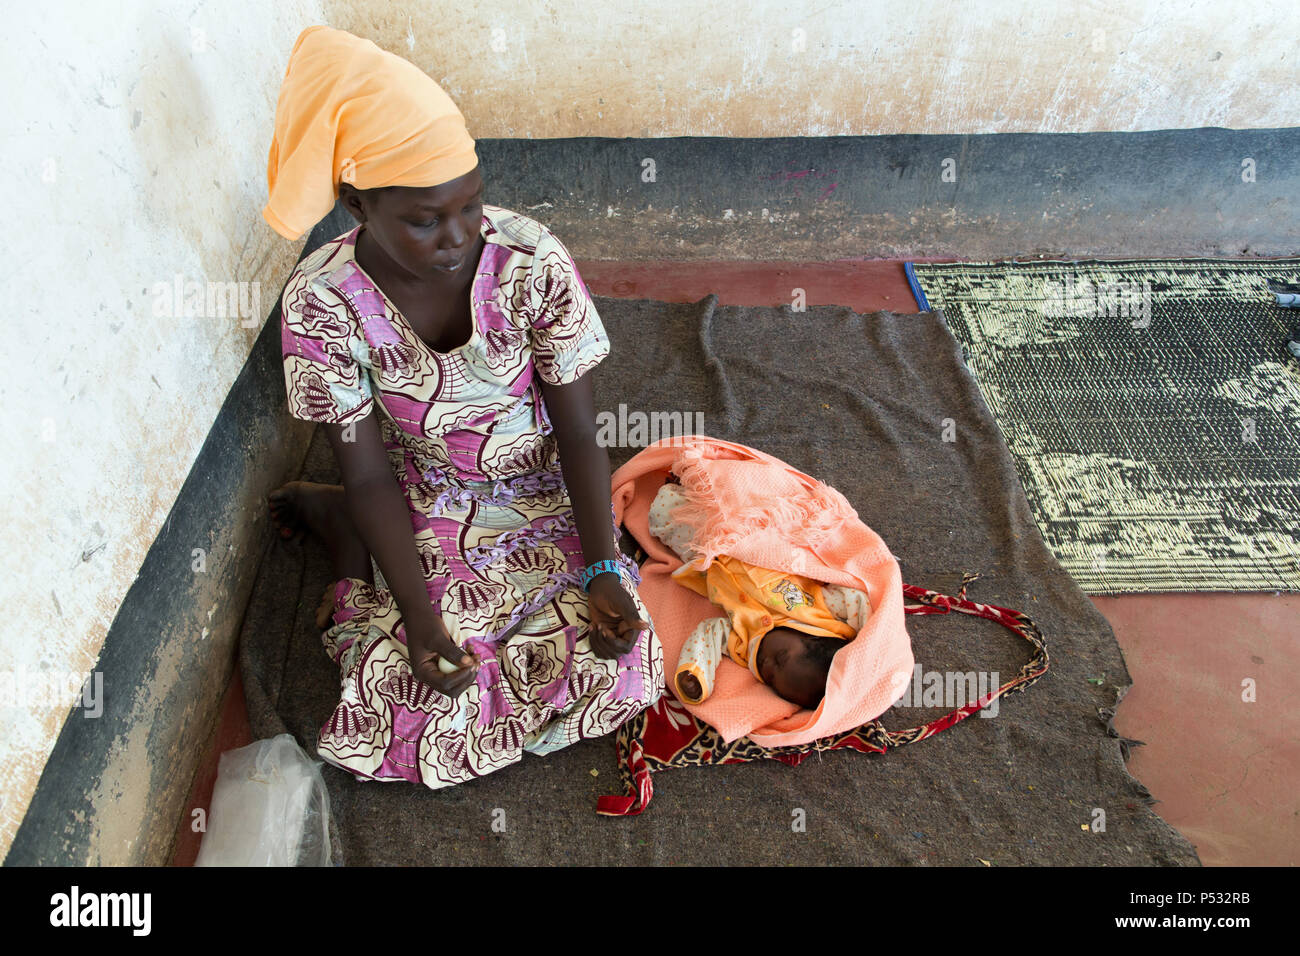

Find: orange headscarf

[263,25,479,240]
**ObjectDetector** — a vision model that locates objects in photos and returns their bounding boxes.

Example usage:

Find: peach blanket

[611,436,915,748]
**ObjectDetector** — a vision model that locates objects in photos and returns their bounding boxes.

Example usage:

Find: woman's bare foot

[314,581,337,631]
[268,481,373,586]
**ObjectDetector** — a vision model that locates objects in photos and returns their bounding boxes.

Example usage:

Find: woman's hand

[405,615,480,696]
[586,572,649,660]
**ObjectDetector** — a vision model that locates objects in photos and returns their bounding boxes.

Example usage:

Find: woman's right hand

[405,615,480,697]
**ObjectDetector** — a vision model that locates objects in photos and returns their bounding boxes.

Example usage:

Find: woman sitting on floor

[264,26,662,788]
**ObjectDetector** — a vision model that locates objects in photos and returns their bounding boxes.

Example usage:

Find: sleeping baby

[648,481,873,710]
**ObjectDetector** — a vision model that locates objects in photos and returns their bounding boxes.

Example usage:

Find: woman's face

[342,166,485,282]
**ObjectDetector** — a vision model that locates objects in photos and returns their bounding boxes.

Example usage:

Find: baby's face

[756,627,827,709]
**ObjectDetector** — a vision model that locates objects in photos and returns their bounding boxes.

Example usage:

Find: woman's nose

[443,218,467,248]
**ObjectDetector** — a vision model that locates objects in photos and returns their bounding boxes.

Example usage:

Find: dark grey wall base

[476,129,1300,261]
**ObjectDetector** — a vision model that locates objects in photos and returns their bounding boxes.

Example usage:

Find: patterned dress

[279,205,663,787]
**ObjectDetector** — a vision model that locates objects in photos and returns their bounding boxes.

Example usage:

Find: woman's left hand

[586,572,649,659]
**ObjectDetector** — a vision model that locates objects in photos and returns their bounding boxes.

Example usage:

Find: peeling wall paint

[325,0,1297,137]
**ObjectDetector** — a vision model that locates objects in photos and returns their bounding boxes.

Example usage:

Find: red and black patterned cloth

[598,575,1049,816]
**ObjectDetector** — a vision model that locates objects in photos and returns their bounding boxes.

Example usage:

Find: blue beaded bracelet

[581,559,622,592]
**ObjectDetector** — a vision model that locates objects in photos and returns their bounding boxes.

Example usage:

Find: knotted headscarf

[263,25,479,240]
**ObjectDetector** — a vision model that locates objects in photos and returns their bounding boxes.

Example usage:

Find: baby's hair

[802,634,846,682]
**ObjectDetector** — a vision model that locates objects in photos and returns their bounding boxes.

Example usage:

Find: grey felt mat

[239,295,1200,866]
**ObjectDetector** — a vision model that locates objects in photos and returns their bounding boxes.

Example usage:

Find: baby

[648,481,872,710]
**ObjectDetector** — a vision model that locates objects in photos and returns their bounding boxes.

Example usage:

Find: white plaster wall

[332,0,1298,137]
[0,0,325,861]
[0,0,1293,863]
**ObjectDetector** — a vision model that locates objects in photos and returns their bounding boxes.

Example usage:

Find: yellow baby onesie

[671,557,858,701]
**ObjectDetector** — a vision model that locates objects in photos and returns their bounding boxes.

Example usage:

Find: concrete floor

[173,258,1299,867]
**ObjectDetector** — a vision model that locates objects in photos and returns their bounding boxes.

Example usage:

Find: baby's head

[755,626,846,710]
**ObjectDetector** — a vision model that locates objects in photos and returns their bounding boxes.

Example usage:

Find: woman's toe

[314,584,335,629]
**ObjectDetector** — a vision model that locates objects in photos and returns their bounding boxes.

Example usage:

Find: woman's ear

[338,182,367,223]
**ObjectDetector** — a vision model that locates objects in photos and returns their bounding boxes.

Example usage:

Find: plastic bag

[194,733,331,866]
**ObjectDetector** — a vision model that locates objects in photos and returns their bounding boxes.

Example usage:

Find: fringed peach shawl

[612,436,915,747]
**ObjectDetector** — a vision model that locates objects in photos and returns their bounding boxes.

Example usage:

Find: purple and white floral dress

[279,204,663,787]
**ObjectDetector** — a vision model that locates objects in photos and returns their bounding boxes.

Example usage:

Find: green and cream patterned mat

[906,258,1300,594]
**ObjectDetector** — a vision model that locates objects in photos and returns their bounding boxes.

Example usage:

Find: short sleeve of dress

[525,229,610,386]
[280,272,375,426]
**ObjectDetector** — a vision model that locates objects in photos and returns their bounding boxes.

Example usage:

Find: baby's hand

[676,671,703,702]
